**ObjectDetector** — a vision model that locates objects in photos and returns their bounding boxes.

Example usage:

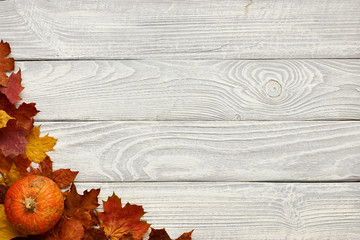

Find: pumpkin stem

[23,197,37,212]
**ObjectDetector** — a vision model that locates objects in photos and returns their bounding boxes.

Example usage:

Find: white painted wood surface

[2,0,360,238]
[1,0,359,59]
[75,182,360,240]
[17,59,360,121]
[41,121,360,182]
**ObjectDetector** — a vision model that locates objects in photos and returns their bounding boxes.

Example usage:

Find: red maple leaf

[97,193,150,240]
[148,228,193,240]
[0,119,28,156]
[15,102,39,131]
[0,93,39,131]
[0,40,14,87]
[0,70,24,104]
[12,155,31,176]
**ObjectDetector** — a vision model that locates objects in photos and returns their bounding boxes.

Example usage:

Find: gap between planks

[11,58,360,61]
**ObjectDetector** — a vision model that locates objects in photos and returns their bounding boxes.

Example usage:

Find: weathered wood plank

[18,59,360,121]
[75,182,360,239]
[39,121,360,182]
[2,0,360,59]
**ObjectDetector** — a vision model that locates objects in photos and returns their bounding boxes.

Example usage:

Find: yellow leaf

[0,204,25,239]
[25,126,57,163]
[0,163,22,186]
[0,110,14,128]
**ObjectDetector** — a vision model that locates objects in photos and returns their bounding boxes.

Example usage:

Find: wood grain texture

[17,59,360,121]
[75,182,360,240]
[39,121,360,182]
[1,0,360,59]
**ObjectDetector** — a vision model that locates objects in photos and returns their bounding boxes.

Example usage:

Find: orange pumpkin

[4,175,64,235]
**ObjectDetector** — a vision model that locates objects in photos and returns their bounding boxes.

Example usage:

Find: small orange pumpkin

[4,175,64,235]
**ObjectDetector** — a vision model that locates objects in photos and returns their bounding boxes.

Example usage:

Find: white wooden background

[2,0,360,239]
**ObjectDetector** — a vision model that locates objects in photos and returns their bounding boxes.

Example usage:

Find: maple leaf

[14,156,78,189]
[0,119,28,157]
[148,229,193,240]
[52,168,78,189]
[44,217,85,240]
[25,125,57,163]
[97,193,150,240]
[82,228,107,240]
[12,155,31,177]
[0,204,24,239]
[0,152,12,177]
[63,184,100,229]
[0,162,22,186]
[0,40,14,87]
[0,93,39,131]
[0,110,14,128]
[13,155,77,189]
[29,155,53,177]
[0,70,24,104]
[0,185,9,204]
[64,184,100,216]
[15,103,39,131]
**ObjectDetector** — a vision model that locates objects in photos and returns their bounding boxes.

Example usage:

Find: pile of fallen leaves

[0,40,193,240]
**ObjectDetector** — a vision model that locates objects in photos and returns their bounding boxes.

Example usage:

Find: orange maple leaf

[63,184,100,229]
[97,193,150,240]
[0,70,24,104]
[45,217,85,240]
[0,151,12,177]
[82,228,107,240]
[64,184,100,217]
[0,40,14,87]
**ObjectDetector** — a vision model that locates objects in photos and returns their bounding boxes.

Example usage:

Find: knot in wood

[265,80,282,98]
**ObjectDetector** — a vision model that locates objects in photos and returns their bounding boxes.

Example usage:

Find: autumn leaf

[0,119,28,157]
[63,184,100,229]
[82,228,107,240]
[14,103,39,131]
[0,93,39,131]
[0,40,14,87]
[64,184,100,217]
[29,155,53,177]
[0,152,12,177]
[14,156,78,189]
[44,217,84,240]
[52,168,78,189]
[148,228,193,240]
[0,204,24,240]
[0,185,8,204]
[0,110,13,128]
[0,70,24,104]
[12,155,31,177]
[25,126,57,163]
[0,162,22,186]
[97,193,150,240]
